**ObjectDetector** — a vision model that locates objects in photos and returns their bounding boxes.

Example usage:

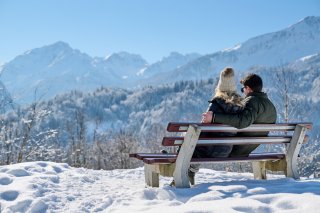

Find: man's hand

[201,111,213,123]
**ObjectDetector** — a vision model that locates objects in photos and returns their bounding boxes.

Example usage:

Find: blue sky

[0,0,319,64]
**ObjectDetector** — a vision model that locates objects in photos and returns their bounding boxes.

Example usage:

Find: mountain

[0,42,200,104]
[0,42,149,104]
[142,16,320,85]
[0,42,99,103]
[100,51,148,80]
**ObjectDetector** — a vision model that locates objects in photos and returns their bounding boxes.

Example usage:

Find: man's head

[240,74,263,95]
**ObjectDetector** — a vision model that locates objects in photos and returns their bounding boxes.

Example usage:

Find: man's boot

[188,170,195,185]
[161,149,168,154]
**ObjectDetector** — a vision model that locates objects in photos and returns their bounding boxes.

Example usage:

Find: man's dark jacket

[214,92,277,157]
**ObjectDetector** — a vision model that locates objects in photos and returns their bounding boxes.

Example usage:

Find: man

[201,73,277,157]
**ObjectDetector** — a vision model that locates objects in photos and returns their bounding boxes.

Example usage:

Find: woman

[184,67,245,185]
[193,67,244,158]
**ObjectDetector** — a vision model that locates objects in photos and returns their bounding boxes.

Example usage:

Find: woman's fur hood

[213,91,245,107]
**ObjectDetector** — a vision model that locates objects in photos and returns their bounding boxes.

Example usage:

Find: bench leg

[265,159,287,176]
[159,163,175,177]
[252,161,267,180]
[173,124,201,188]
[144,164,159,187]
[285,125,307,180]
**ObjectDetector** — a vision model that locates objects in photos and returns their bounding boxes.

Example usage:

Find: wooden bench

[129,122,312,188]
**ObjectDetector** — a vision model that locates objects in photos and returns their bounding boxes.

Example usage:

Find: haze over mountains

[0,16,320,104]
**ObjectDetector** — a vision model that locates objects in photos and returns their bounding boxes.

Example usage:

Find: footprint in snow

[1,190,19,201]
[37,162,48,167]
[9,199,32,212]
[0,177,13,185]
[6,169,30,177]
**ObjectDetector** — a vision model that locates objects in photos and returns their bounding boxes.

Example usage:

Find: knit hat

[216,67,236,92]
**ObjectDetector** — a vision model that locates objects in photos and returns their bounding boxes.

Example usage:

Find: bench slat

[162,136,292,146]
[130,153,177,160]
[143,158,177,164]
[143,153,285,164]
[190,153,285,163]
[167,123,313,132]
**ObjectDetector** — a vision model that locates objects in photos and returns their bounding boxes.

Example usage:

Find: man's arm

[202,97,259,129]
[214,97,259,129]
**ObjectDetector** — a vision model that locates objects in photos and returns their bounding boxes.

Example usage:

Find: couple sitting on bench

[130,66,311,187]
[186,67,277,184]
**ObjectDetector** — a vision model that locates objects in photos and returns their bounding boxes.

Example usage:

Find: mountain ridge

[140,16,320,85]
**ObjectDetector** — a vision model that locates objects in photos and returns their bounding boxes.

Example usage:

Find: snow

[137,67,147,76]
[299,54,318,62]
[222,44,242,52]
[312,76,320,102]
[1,162,320,212]
[104,54,112,60]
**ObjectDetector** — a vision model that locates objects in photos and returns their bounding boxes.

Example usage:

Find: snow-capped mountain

[0,42,148,104]
[141,16,320,85]
[100,51,148,80]
[0,42,200,104]
[0,42,101,103]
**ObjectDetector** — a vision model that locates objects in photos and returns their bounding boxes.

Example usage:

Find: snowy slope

[0,162,320,212]
[0,80,14,113]
[138,52,200,77]
[291,53,320,102]
[99,51,148,80]
[142,16,320,85]
[249,53,320,103]
[312,77,320,102]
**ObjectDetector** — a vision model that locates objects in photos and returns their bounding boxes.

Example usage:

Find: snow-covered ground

[0,162,320,213]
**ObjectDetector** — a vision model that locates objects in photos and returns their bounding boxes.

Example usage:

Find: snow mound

[0,162,320,212]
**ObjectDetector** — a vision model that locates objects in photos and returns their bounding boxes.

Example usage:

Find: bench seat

[139,153,286,164]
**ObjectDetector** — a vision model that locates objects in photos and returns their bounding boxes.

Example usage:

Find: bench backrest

[164,122,312,147]
[167,122,312,132]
